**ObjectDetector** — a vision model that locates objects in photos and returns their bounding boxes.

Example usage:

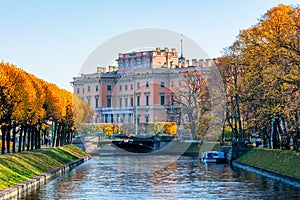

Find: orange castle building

[72,47,215,133]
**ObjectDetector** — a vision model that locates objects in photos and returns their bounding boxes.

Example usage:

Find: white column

[108,114,112,123]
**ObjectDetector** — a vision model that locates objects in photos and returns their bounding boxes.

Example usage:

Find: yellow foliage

[0,61,87,151]
[163,122,177,135]
[219,4,300,145]
[0,141,13,150]
[146,122,177,135]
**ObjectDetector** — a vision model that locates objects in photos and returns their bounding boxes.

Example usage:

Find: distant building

[72,47,214,133]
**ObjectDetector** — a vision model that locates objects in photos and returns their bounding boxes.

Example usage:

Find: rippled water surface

[22,156,300,199]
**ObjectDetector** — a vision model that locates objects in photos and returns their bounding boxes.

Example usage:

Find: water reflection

[22,156,300,200]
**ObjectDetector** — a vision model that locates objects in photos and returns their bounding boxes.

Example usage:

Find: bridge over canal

[72,134,194,155]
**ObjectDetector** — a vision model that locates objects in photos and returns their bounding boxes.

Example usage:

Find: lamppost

[118,116,121,134]
[155,116,158,135]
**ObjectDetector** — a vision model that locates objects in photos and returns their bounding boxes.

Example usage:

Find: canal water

[22,155,300,200]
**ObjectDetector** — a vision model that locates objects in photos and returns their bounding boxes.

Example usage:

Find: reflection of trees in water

[23,156,300,199]
[151,161,178,198]
[152,161,178,185]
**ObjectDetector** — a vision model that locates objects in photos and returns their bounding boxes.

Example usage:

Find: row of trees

[0,62,93,154]
[75,122,178,136]
[218,4,300,150]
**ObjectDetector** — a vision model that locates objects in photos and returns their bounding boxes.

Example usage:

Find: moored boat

[199,151,227,164]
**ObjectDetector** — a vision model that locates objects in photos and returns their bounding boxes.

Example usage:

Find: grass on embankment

[0,145,87,191]
[186,142,220,153]
[236,148,300,180]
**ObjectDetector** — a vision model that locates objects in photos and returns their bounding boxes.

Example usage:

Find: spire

[179,34,185,68]
[180,34,183,59]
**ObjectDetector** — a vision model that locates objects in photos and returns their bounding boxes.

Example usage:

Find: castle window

[95,97,99,108]
[136,95,140,106]
[130,97,133,106]
[160,95,165,105]
[146,95,150,106]
[107,97,112,107]
[119,97,122,107]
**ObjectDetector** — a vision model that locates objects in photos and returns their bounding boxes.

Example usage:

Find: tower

[179,34,185,67]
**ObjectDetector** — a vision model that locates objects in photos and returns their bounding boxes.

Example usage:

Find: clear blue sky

[0,0,298,91]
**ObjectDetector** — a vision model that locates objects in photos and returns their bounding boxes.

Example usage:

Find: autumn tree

[171,69,211,139]
[0,64,14,154]
[220,4,300,149]
[0,61,91,154]
[217,42,245,143]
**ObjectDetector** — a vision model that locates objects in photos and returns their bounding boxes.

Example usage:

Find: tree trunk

[294,113,300,151]
[264,126,271,148]
[59,125,64,146]
[6,125,11,153]
[62,126,67,146]
[18,125,23,152]
[56,123,62,147]
[272,119,280,149]
[22,125,27,151]
[52,121,58,147]
[230,99,238,140]
[34,125,37,149]
[12,123,17,153]
[34,125,39,149]
[65,128,70,145]
[1,126,6,154]
[26,125,31,151]
[235,95,243,142]
[37,124,42,149]
[221,123,225,146]
[30,126,34,151]
[66,128,72,145]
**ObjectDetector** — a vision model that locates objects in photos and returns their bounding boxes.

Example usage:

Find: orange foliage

[0,61,93,152]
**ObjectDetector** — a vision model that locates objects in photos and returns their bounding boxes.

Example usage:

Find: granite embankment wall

[0,154,91,200]
[232,160,300,188]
